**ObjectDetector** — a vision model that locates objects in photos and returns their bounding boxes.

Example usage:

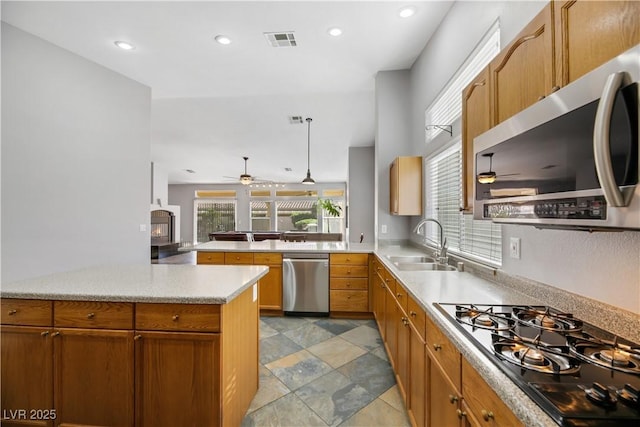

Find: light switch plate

[381,224,387,234]
[510,237,521,259]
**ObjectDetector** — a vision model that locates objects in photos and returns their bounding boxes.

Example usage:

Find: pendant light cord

[306,117,312,172]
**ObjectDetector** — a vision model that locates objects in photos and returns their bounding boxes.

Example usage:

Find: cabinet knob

[51,331,60,337]
[41,331,50,337]
[172,314,180,321]
[396,293,402,298]
[537,95,545,101]
[433,343,442,351]
[551,85,561,93]
[481,410,495,421]
[347,296,351,299]
[456,409,467,419]
[410,311,417,317]
[134,335,142,341]
[346,258,351,262]
[87,312,95,319]
[7,309,17,316]
[449,394,459,404]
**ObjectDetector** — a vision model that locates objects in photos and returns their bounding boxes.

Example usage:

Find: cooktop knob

[585,382,617,407]
[617,384,639,408]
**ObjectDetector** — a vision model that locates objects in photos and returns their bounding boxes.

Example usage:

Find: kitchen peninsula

[0,264,268,427]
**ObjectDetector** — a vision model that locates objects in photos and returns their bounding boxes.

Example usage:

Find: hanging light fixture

[302,117,315,184]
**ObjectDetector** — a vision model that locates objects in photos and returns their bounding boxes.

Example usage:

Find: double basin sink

[386,255,458,272]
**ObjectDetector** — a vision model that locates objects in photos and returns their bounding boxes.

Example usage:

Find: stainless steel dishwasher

[282,253,329,316]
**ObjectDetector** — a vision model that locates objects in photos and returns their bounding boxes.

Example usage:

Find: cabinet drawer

[224,252,254,265]
[462,358,523,427]
[330,253,368,265]
[135,303,221,332]
[54,301,134,329]
[330,265,368,278]
[407,296,426,341]
[197,252,225,264]
[426,315,461,389]
[330,277,368,290]
[394,283,409,313]
[330,290,368,312]
[1,298,52,326]
[253,252,282,264]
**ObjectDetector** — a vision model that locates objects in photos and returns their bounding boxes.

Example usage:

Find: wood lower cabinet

[554,0,640,87]
[329,253,369,313]
[428,354,463,427]
[54,328,134,427]
[135,331,220,427]
[371,261,387,339]
[390,156,423,216]
[253,253,283,311]
[1,325,53,427]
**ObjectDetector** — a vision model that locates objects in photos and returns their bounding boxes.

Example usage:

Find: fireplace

[151,210,178,259]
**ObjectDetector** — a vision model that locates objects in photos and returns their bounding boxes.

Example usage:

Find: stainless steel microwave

[474,45,639,231]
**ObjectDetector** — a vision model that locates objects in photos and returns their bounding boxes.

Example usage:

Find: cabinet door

[461,66,491,212]
[372,272,386,336]
[390,158,399,214]
[554,0,640,86]
[383,287,398,369]
[53,328,134,427]
[396,307,410,404]
[259,265,282,310]
[408,323,426,427]
[490,4,554,125]
[428,354,462,427]
[135,331,220,427]
[1,326,53,427]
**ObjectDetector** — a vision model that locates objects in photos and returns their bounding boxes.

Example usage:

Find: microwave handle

[593,71,631,207]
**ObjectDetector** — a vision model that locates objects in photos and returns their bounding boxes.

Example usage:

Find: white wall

[375,70,414,241]
[1,23,151,283]
[348,146,375,243]
[404,1,640,313]
[151,162,169,207]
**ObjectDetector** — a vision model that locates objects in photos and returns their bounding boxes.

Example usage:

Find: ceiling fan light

[477,171,497,184]
[240,174,253,185]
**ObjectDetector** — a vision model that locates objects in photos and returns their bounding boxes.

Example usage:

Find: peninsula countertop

[0,264,269,304]
[188,240,376,253]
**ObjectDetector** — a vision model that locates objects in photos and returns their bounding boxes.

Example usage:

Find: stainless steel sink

[393,262,458,272]
[386,255,436,263]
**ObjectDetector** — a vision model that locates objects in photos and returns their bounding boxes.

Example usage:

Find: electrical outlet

[510,237,521,259]
[381,224,387,234]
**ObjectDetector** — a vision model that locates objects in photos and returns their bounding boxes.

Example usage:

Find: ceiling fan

[224,156,271,185]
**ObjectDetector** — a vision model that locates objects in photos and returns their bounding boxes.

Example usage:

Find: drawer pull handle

[433,344,442,351]
[41,331,50,337]
[87,312,95,319]
[396,293,402,298]
[410,311,417,317]
[8,309,17,316]
[481,410,495,421]
[51,332,60,337]
[134,335,142,341]
[172,314,180,321]
[456,409,467,419]
[449,394,459,404]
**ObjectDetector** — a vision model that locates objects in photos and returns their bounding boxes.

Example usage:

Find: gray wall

[347,146,374,243]
[1,23,151,283]
[403,1,640,313]
[375,69,414,242]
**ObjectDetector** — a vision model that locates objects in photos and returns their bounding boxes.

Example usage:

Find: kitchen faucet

[413,218,448,264]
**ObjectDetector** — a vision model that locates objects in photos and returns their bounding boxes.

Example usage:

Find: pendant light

[302,117,315,185]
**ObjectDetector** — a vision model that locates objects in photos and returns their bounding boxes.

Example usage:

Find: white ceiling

[2,1,454,184]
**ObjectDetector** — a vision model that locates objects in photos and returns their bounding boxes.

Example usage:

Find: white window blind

[425,142,502,265]
[425,21,500,142]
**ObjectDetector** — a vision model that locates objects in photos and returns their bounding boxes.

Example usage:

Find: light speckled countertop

[189,240,376,253]
[0,264,269,304]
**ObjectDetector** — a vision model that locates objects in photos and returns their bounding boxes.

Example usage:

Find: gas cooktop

[434,303,640,427]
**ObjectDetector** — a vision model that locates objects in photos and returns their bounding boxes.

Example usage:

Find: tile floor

[242,316,410,427]
[154,252,410,426]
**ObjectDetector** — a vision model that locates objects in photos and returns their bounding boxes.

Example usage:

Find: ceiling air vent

[289,116,304,124]
[264,32,297,47]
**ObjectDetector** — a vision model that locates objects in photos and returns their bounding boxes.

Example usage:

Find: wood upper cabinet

[135,331,220,427]
[554,0,640,87]
[1,325,53,427]
[490,3,555,125]
[53,328,134,427]
[461,66,491,212]
[390,156,423,216]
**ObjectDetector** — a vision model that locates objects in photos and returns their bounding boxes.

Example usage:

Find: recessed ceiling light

[328,27,343,37]
[214,35,232,45]
[114,41,135,50]
[398,6,417,18]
